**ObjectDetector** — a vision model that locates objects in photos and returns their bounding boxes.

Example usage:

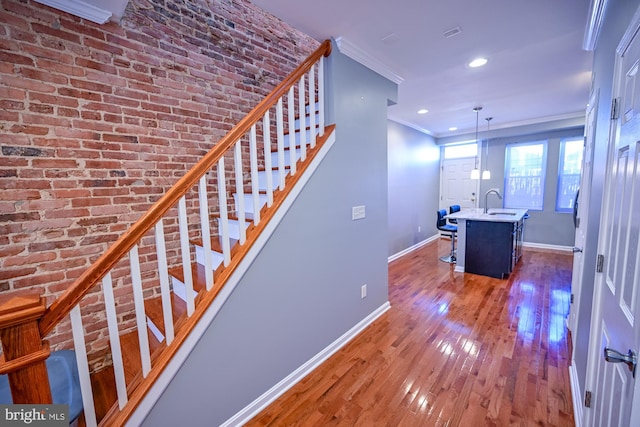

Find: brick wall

[0,0,319,364]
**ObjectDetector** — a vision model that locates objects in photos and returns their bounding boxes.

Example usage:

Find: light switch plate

[352,205,366,220]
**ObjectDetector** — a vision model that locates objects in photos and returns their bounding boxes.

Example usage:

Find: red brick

[69,78,113,94]
[0,51,35,66]
[0,266,37,280]
[0,0,318,354]
[31,22,81,44]
[13,270,65,288]
[22,43,74,65]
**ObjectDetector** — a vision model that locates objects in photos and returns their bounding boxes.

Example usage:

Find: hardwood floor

[245,238,575,426]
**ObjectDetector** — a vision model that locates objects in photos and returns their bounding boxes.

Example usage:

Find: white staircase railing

[0,40,332,427]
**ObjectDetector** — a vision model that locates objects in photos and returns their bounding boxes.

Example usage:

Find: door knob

[572,247,583,253]
[604,347,637,378]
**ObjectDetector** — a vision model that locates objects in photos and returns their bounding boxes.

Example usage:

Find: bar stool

[437,209,457,263]
[448,205,461,224]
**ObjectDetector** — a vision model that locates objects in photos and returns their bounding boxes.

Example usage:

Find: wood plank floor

[245,238,575,426]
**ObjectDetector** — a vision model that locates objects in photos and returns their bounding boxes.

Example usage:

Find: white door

[568,91,597,341]
[441,157,479,210]
[586,16,640,427]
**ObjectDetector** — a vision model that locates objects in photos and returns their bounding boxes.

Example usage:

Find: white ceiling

[48,0,594,138]
[250,0,594,138]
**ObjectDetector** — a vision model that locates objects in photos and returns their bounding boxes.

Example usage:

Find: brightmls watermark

[0,405,68,426]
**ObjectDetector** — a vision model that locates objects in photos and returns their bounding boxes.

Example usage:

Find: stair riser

[294,112,320,129]
[306,102,320,115]
[194,246,225,270]
[234,193,269,215]
[215,217,251,240]
[282,128,317,149]
[146,317,165,343]
[171,276,200,303]
[257,169,286,191]
[270,148,301,167]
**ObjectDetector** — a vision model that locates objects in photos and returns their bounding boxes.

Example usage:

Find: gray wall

[141,41,397,426]
[573,0,639,401]
[477,127,584,247]
[387,121,440,256]
[439,121,584,247]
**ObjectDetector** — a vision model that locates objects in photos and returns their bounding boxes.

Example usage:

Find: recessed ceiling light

[468,58,488,68]
[449,127,458,131]
[417,109,428,114]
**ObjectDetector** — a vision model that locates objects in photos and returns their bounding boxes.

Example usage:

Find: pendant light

[470,106,482,180]
[482,117,492,180]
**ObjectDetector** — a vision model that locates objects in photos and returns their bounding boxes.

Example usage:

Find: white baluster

[298,74,307,161]
[178,196,195,315]
[233,140,247,244]
[198,175,214,290]
[101,272,128,409]
[309,64,317,149]
[288,86,297,176]
[249,124,261,226]
[130,244,151,377]
[319,56,325,136]
[276,98,286,189]
[154,220,175,343]
[263,111,274,207]
[217,157,231,266]
[70,305,97,427]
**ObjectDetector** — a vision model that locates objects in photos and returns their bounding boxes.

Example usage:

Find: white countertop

[446,208,528,222]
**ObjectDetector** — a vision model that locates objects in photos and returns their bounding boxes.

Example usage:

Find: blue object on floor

[0,349,83,422]
[437,209,457,263]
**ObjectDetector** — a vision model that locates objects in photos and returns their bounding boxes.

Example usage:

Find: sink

[488,212,517,216]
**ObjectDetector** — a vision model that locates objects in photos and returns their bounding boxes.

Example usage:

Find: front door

[586,14,640,426]
[441,157,479,210]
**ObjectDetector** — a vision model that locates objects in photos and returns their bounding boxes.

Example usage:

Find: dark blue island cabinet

[464,218,524,279]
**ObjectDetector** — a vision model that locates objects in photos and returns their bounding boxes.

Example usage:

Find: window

[504,141,547,210]
[556,137,583,212]
[443,143,477,159]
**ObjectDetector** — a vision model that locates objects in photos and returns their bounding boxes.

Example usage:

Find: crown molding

[387,116,434,137]
[34,0,112,24]
[334,36,404,85]
[583,0,609,51]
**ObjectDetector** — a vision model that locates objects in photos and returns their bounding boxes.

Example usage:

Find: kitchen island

[446,208,528,278]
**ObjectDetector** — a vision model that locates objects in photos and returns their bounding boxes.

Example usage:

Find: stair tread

[257,165,291,172]
[167,262,209,291]
[144,292,188,337]
[210,213,255,221]
[118,329,162,385]
[191,236,239,253]
[88,329,163,424]
[84,123,335,425]
[283,124,319,136]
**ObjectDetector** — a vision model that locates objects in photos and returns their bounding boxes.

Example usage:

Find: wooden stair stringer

[100,124,336,427]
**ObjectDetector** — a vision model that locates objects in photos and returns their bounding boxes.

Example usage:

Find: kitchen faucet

[484,188,502,214]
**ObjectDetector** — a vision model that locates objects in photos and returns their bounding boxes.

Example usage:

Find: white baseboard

[388,234,439,263]
[221,301,392,427]
[126,130,337,427]
[569,363,583,427]
[522,242,573,252]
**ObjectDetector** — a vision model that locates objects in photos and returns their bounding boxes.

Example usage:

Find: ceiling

[250,0,594,138]
[43,0,594,139]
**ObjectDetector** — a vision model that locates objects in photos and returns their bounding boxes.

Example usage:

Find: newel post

[0,293,52,403]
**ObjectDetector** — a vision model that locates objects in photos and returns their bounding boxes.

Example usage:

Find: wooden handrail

[39,40,331,337]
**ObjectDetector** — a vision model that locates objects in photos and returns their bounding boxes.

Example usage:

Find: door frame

[568,89,598,341]
[583,7,640,425]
